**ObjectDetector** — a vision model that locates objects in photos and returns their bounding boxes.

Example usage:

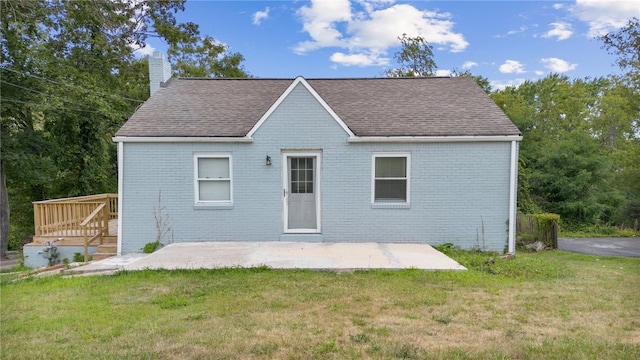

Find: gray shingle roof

[115,76,521,138]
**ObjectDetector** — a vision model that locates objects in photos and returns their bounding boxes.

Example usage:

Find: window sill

[194,203,234,210]
[371,203,410,209]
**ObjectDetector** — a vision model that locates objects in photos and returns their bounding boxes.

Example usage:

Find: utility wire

[2,98,103,114]
[2,67,146,103]
[1,79,118,110]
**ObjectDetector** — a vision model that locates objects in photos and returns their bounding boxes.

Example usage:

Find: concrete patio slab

[63,242,466,275]
[124,242,465,271]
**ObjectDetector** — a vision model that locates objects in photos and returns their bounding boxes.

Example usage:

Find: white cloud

[535,70,546,76]
[570,0,638,37]
[494,26,527,38]
[330,52,389,66]
[295,0,352,53]
[434,69,452,77]
[499,60,526,74]
[295,0,468,67]
[347,4,469,52]
[132,43,155,57]
[252,7,270,25]
[461,61,478,69]
[541,57,577,72]
[542,22,573,40]
[491,78,527,91]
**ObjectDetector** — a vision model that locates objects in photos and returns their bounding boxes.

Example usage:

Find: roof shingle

[115,76,521,138]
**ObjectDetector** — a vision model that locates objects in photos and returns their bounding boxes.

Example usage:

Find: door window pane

[290,157,314,194]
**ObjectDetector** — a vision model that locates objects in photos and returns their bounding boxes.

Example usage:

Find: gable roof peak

[246,76,354,138]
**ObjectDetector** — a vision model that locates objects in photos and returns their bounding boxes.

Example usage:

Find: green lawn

[1,249,639,359]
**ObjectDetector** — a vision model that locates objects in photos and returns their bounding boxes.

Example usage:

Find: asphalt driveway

[558,237,640,258]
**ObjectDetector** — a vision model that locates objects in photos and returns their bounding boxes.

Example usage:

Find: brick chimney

[149,52,172,97]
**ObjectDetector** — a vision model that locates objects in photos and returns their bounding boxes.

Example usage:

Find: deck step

[97,244,117,253]
[30,235,117,246]
[93,244,117,261]
[92,252,117,261]
[102,236,117,244]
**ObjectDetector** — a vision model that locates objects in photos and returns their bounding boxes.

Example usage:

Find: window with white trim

[372,153,410,204]
[194,154,232,204]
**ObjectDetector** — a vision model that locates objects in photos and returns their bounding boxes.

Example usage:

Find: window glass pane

[375,180,406,201]
[199,181,230,201]
[290,157,314,194]
[198,158,229,178]
[375,157,406,177]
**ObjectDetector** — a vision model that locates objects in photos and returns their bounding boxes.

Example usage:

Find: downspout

[508,140,518,253]
[116,141,124,256]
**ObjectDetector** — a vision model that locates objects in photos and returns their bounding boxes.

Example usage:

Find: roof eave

[112,136,253,143]
[348,135,523,143]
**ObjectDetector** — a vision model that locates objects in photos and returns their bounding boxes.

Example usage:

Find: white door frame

[282,150,322,233]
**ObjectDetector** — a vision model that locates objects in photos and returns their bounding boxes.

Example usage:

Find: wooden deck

[31,194,118,260]
[30,219,118,246]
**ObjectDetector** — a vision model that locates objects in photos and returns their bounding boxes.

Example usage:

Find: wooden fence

[516,213,559,249]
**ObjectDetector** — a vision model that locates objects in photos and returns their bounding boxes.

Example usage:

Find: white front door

[283,152,321,233]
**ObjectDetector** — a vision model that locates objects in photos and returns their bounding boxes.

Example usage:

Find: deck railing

[33,194,118,237]
[33,193,118,242]
[80,203,108,262]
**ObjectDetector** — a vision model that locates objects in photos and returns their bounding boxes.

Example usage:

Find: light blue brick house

[113,54,521,255]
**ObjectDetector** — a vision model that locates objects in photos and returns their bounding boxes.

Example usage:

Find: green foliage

[169,35,249,78]
[0,0,248,250]
[386,33,436,77]
[435,244,570,280]
[560,224,640,238]
[599,17,639,77]
[142,241,160,254]
[492,72,638,229]
[516,213,560,248]
[531,213,560,243]
[531,213,561,223]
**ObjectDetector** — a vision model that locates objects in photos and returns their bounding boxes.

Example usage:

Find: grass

[1,250,639,359]
[559,224,640,238]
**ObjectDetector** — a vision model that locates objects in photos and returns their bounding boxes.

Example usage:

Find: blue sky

[139,0,639,90]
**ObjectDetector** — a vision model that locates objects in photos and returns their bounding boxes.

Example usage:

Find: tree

[0,0,249,251]
[492,75,625,226]
[599,17,640,228]
[386,33,437,77]
[1,159,8,258]
[169,36,248,78]
[599,17,639,76]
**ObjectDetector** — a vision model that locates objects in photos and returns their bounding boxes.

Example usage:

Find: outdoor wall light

[266,155,272,166]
